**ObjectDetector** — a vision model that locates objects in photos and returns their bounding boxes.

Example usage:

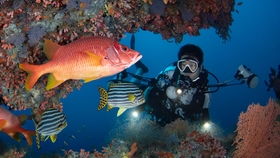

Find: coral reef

[106,0,234,42]
[63,140,135,158]
[0,148,26,158]
[176,131,226,157]
[265,65,280,100]
[62,119,226,158]
[0,0,235,112]
[61,99,280,158]
[233,99,280,158]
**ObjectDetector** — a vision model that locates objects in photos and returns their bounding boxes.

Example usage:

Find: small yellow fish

[98,81,145,116]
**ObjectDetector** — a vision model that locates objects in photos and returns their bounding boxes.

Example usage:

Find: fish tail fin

[19,63,45,91]
[7,132,21,142]
[18,127,35,145]
[98,87,108,110]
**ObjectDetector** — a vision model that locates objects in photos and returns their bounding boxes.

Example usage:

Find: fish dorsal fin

[33,119,40,149]
[109,82,118,87]
[50,135,57,143]
[128,94,136,102]
[117,107,127,117]
[85,51,102,66]
[98,87,108,110]
[44,39,60,60]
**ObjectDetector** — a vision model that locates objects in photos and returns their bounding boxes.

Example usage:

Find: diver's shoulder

[164,65,176,72]
[159,65,176,77]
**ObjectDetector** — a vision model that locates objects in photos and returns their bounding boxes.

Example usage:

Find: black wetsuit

[143,66,210,126]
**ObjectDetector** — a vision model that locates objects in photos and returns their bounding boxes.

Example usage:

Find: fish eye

[122,46,128,51]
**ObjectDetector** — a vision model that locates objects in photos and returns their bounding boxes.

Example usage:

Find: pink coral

[233,99,280,158]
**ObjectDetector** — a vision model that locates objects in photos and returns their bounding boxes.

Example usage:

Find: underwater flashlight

[131,110,139,118]
[202,122,211,131]
[176,88,183,95]
[235,65,259,88]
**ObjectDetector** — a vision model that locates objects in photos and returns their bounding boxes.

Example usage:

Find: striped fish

[98,81,145,117]
[35,108,67,149]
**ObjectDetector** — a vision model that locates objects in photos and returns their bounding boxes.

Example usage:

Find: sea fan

[233,99,280,158]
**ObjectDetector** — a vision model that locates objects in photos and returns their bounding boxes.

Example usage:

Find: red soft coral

[233,99,280,158]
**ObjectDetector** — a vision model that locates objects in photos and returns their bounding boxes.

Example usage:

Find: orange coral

[127,142,138,158]
[233,99,280,158]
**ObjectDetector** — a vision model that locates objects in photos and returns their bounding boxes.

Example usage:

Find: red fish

[19,36,142,90]
[0,107,35,145]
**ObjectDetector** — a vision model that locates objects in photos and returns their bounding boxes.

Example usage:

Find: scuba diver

[142,44,210,126]
[114,34,259,127]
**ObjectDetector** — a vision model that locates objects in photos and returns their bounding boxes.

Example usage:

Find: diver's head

[177,44,204,81]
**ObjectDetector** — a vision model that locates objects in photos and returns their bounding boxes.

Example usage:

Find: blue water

[1,0,279,156]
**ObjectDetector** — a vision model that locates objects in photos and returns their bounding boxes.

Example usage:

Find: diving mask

[177,58,199,73]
